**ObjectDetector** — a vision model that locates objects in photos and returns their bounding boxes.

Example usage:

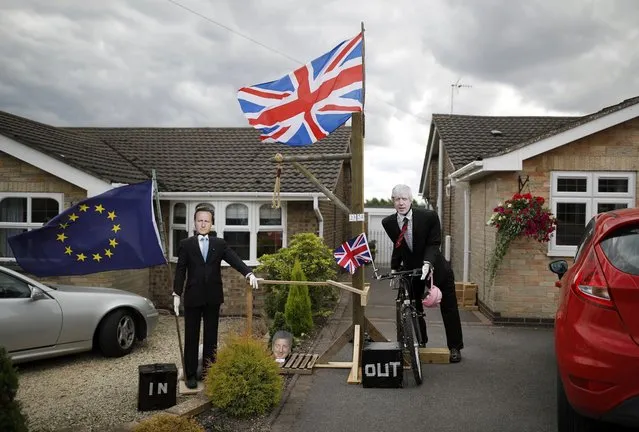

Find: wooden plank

[306,354,319,369]
[314,361,353,369]
[418,347,450,364]
[291,354,305,369]
[298,354,311,369]
[347,324,361,384]
[284,353,299,369]
[326,279,365,296]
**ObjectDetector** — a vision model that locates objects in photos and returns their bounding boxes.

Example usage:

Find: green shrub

[269,311,292,342]
[257,233,338,317]
[0,346,28,432]
[204,333,283,419]
[284,260,314,336]
[133,414,204,432]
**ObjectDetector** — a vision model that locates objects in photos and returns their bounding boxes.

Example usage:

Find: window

[170,203,189,257]
[0,271,31,299]
[600,225,639,275]
[168,201,287,265]
[0,194,63,259]
[257,205,283,257]
[550,172,635,256]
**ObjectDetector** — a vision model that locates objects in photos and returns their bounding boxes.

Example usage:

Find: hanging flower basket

[487,193,557,281]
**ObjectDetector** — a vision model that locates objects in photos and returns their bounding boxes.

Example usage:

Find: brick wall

[470,117,639,321]
[1,151,152,296]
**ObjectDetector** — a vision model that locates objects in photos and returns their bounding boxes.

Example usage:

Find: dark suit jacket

[381,207,448,288]
[173,234,251,307]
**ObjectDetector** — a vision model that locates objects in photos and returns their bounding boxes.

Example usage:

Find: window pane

[224,232,250,260]
[257,231,282,257]
[598,178,629,193]
[0,272,31,299]
[32,198,59,223]
[0,198,27,222]
[557,178,587,192]
[173,203,186,225]
[226,204,248,226]
[556,202,587,246]
[172,229,188,257]
[597,203,628,214]
[600,226,639,275]
[0,228,27,257]
[260,205,281,226]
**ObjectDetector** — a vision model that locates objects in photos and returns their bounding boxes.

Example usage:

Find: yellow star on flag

[109,238,119,247]
[79,204,90,212]
[65,246,73,255]
[95,204,105,214]
[76,253,87,262]
[107,211,117,221]
[56,233,68,242]
[59,223,68,229]
[111,224,121,233]
[104,249,113,258]
[68,213,79,222]
[92,253,102,262]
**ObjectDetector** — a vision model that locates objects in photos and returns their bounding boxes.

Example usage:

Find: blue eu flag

[8,180,167,277]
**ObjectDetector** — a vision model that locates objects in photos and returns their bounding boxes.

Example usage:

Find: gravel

[14,312,266,432]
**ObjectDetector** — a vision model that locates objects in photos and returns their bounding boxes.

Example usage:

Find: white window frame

[549,171,636,257]
[0,193,64,261]
[168,200,287,266]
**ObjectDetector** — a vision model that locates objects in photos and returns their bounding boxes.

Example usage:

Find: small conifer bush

[284,260,313,336]
[0,346,28,432]
[204,333,283,418]
[133,413,204,432]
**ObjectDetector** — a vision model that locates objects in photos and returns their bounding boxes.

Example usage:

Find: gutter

[437,138,444,224]
[449,160,483,181]
[158,191,326,200]
[313,195,324,238]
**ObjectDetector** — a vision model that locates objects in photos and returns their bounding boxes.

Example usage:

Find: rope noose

[272,153,283,209]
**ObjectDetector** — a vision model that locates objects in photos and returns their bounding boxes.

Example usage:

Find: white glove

[172,293,180,316]
[421,261,432,280]
[246,272,259,290]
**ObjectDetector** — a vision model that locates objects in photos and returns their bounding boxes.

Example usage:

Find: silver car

[0,265,159,364]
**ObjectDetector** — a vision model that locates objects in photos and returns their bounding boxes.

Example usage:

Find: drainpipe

[463,183,470,283]
[313,195,324,239]
[437,138,444,231]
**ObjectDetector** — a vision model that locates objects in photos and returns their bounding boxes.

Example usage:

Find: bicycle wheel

[402,308,423,385]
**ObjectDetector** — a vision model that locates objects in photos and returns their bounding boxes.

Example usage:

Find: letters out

[363,361,401,377]
[148,382,168,395]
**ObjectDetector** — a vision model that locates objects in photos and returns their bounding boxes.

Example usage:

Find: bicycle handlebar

[374,268,423,280]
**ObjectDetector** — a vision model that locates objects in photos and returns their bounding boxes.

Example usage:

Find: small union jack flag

[334,233,372,275]
[237,32,363,146]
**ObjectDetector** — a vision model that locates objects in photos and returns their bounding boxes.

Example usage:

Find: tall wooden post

[351,111,365,345]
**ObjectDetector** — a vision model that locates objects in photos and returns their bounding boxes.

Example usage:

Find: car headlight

[144,297,155,309]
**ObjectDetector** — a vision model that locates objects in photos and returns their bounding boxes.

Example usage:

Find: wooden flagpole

[151,170,185,374]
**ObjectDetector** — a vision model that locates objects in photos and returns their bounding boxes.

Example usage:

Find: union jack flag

[334,233,372,275]
[237,32,363,146]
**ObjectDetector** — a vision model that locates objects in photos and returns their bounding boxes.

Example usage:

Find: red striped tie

[395,217,409,249]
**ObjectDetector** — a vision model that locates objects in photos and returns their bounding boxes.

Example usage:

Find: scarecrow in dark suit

[382,184,464,363]
[173,204,258,388]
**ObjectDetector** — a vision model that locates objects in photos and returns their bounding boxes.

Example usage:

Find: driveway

[271,268,637,432]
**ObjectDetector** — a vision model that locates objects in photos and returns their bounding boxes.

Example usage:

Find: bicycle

[374,268,427,386]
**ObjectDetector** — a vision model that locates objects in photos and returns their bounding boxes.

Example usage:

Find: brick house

[0,110,352,315]
[419,96,639,325]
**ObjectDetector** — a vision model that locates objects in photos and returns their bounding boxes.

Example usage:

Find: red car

[549,207,639,431]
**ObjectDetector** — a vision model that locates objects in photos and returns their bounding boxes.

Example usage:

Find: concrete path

[272,267,558,432]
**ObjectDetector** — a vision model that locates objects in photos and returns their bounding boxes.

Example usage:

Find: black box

[362,342,403,388]
[138,363,178,411]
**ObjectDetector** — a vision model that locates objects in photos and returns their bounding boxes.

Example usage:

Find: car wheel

[557,374,601,432]
[98,309,137,358]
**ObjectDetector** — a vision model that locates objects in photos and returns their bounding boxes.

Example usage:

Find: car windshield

[600,226,639,275]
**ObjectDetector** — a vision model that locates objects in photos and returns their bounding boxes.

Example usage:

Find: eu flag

[8,180,167,277]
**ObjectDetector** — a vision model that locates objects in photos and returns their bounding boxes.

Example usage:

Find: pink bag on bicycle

[422,277,442,308]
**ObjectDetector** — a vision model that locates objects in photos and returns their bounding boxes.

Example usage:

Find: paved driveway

[271,268,637,432]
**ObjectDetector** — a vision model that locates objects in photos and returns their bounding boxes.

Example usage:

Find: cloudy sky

[1,0,638,199]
